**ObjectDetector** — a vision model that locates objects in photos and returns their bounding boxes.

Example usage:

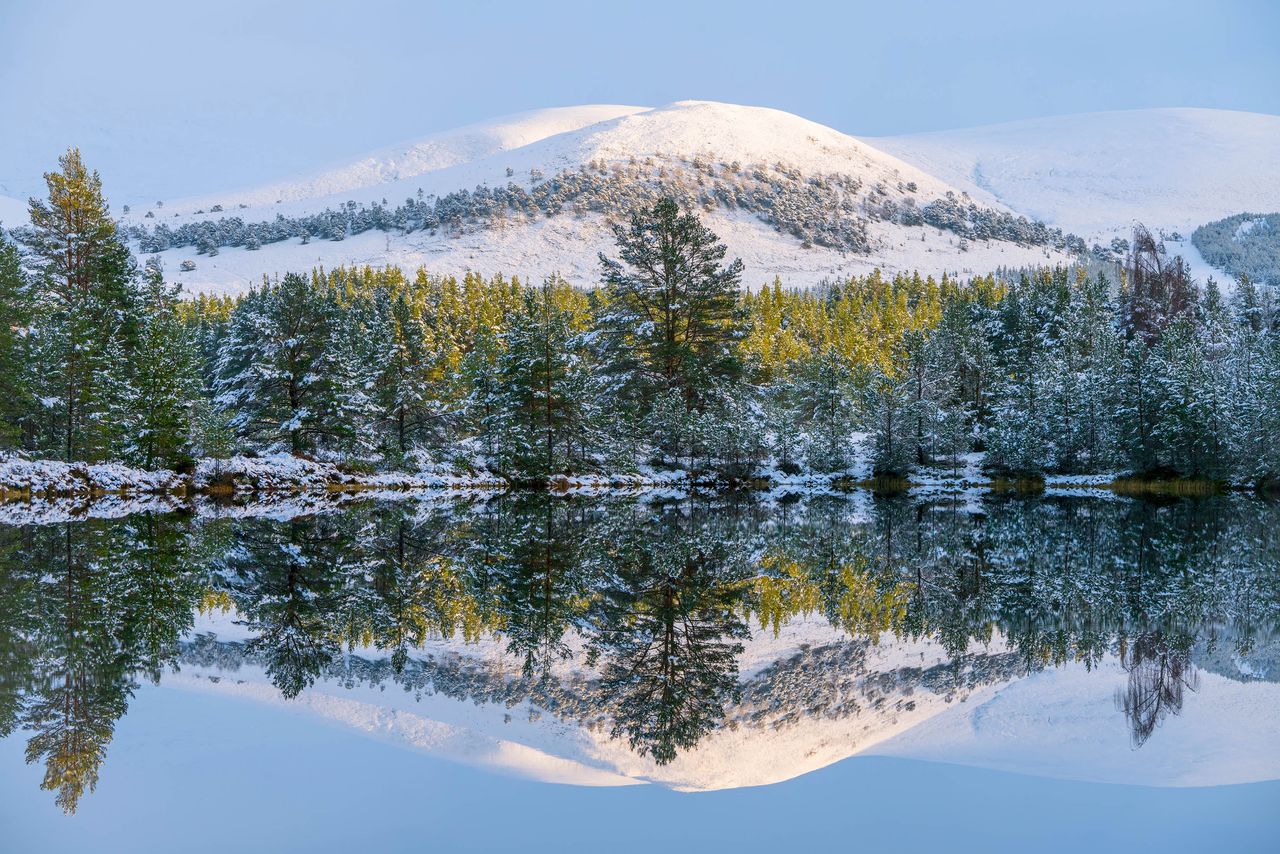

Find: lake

[2,490,1278,852]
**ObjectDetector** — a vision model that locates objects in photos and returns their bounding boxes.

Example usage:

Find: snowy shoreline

[0,452,1249,523]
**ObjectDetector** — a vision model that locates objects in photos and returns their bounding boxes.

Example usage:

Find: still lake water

[1,491,1278,852]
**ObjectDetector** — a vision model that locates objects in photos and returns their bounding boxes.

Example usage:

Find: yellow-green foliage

[748,550,914,643]
[740,270,987,380]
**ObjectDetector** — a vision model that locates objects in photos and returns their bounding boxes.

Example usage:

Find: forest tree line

[2,150,1279,485]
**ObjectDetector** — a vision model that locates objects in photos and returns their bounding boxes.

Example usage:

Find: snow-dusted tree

[369,289,435,456]
[862,362,914,477]
[214,273,372,456]
[122,261,202,469]
[792,348,856,472]
[486,276,604,481]
[0,236,32,448]
[21,148,140,461]
[598,197,745,448]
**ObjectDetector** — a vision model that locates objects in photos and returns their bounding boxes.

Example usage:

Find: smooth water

[1,492,1278,852]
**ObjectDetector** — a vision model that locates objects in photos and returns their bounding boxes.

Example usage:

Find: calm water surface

[1,492,1278,852]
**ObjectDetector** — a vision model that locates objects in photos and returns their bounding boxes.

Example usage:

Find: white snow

[128,100,1076,295]
[868,661,1280,788]
[0,455,185,497]
[0,193,26,227]
[170,105,649,212]
[173,614,1280,792]
[875,107,1280,282]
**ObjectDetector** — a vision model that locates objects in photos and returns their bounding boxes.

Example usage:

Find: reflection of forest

[2,494,1278,811]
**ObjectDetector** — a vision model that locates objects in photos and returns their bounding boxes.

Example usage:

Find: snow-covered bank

[193,453,506,493]
[0,450,1245,522]
[0,457,186,498]
[0,453,507,502]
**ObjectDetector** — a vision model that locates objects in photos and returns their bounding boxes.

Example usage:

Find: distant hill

[12,102,1273,294]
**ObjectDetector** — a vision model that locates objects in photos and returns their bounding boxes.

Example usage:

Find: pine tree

[21,148,139,461]
[124,261,202,469]
[863,363,914,476]
[487,276,601,481]
[0,236,32,448]
[598,197,744,454]
[792,348,855,472]
[214,274,369,456]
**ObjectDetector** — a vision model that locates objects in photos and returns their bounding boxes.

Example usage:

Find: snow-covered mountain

[0,194,25,228]
[197,104,650,209]
[16,102,1273,295]
[125,101,1080,294]
[875,108,1280,282]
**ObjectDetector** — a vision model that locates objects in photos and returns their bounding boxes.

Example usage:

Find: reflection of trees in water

[0,515,202,813]
[586,515,750,764]
[1116,629,1200,748]
[2,493,1279,810]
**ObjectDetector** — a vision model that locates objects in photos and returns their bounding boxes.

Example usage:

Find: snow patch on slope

[875,108,1280,243]
[0,194,26,227]
[868,661,1280,788]
[173,105,648,213]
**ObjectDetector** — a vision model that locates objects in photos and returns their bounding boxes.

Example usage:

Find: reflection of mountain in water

[2,492,1279,807]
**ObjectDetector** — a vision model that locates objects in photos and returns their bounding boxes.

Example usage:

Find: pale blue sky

[1,0,1277,204]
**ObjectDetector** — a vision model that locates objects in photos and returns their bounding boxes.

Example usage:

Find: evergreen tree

[21,148,139,461]
[214,274,370,456]
[598,197,744,454]
[792,348,855,472]
[0,237,32,448]
[124,261,201,469]
[487,276,602,481]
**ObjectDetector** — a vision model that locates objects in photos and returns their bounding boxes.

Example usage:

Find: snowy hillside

[6,102,1265,294]
[122,101,1076,294]
[875,108,1280,282]
[0,194,25,227]
[177,104,648,210]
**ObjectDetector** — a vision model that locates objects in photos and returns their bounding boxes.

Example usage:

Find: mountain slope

[0,194,25,227]
[874,108,1280,278]
[179,104,649,211]
[125,101,1075,294]
[178,612,1280,791]
[101,103,1280,295]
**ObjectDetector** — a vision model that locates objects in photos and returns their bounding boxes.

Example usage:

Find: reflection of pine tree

[1115,630,1199,748]
[490,497,594,678]
[225,518,347,698]
[6,516,201,813]
[588,511,749,764]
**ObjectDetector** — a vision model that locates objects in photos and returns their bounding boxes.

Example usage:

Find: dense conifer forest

[2,150,1279,487]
